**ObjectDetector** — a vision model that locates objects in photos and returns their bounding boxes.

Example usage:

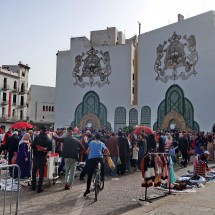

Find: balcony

[18,89,27,95]
[0,100,8,106]
[17,103,27,108]
[0,115,30,122]
[2,85,10,91]
[11,88,18,93]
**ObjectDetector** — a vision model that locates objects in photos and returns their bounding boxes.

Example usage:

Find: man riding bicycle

[84,133,110,197]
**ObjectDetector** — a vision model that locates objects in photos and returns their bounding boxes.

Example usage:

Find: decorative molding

[73,47,111,88]
[79,113,101,129]
[154,32,198,83]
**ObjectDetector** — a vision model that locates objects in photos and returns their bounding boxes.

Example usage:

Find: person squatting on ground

[31,126,52,193]
[84,133,110,197]
[53,127,85,190]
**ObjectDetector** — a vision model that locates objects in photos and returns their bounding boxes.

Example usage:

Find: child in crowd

[132,142,139,171]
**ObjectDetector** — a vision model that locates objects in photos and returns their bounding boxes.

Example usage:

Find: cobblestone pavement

[0,162,213,215]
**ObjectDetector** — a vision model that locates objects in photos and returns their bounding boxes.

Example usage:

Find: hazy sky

[0,0,214,87]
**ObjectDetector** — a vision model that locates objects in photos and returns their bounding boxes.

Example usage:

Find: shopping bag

[117,156,122,165]
[107,156,115,171]
[11,152,17,164]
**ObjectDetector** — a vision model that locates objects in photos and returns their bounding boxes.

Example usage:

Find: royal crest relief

[73,47,111,88]
[154,32,198,83]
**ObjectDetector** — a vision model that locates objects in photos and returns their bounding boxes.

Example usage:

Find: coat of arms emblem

[154,32,198,83]
[73,47,111,88]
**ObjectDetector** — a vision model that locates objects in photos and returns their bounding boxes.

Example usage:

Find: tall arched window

[166,85,184,114]
[83,91,99,115]
[114,107,126,131]
[52,106,54,112]
[12,109,15,117]
[141,106,151,127]
[20,110,23,120]
[43,106,45,111]
[129,108,138,127]
[21,83,25,93]
[13,81,17,90]
[20,96,24,106]
[46,106,48,111]
[3,78,7,88]
[49,106,51,111]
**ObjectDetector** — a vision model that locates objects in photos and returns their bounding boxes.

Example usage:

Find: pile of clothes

[0,178,21,192]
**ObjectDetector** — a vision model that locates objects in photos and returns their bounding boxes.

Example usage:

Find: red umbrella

[10,121,33,129]
[133,125,154,135]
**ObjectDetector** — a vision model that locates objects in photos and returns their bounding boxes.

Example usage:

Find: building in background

[28,85,55,130]
[55,27,137,131]
[0,61,29,131]
[55,11,215,132]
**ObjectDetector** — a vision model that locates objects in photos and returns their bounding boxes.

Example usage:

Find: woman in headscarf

[15,133,31,179]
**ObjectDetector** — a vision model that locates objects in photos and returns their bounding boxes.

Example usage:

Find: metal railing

[0,164,21,215]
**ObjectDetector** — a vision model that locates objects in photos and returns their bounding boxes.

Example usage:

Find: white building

[55,11,215,132]
[28,85,55,129]
[0,61,29,131]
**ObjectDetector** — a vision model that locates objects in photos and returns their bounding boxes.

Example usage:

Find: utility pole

[137,21,141,35]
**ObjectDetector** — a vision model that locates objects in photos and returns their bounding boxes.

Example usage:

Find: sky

[0,0,215,87]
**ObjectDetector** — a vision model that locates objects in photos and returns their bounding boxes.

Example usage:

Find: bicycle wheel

[94,172,99,201]
[100,179,104,190]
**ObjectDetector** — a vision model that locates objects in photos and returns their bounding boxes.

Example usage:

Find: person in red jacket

[1,128,12,157]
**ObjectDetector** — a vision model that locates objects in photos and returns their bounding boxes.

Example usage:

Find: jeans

[64,158,77,186]
[31,156,46,190]
[86,158,104,191]
[58,157,65,174]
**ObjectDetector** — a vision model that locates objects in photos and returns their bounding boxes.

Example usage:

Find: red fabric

[11,121,33,129]
[2,131,12,145]
[8,92,12,117]
[133,126,154,135]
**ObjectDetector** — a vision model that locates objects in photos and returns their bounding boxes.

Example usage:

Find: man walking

[31,126,52,193]
[53,127,85,190]
[178,132,189,167]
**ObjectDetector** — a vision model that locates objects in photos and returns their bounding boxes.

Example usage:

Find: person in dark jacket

[178,132,189,167]
[7,131,19,166]
[117,131,129,175]
[53,127,85,190]
[31,126,52,193]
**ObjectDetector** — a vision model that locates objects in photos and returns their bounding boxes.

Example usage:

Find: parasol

[133,125,154,135]
[10,121,33,130]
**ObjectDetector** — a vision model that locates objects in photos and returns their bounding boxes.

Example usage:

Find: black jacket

[53,135,83,160]
[8,134,19,152]
[32,133,52,157]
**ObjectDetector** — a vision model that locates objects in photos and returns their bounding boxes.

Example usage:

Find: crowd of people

[0,125,214,195]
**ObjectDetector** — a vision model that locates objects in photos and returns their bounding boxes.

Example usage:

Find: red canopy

[10,121,33,130]
[133,125,154,135]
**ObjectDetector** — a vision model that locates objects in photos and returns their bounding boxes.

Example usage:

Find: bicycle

[93,161,104,201]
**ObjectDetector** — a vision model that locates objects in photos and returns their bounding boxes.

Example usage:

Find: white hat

[204,150,210,155]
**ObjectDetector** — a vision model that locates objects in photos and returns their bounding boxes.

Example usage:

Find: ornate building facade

[55,11,215,132]
[0,62,29,131]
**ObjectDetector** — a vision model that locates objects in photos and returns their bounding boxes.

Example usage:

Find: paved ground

[1,161,215,215]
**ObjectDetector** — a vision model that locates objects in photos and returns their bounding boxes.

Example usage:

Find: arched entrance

[153,84,200,131]
[79,113,101,130]
[161,111,192,132]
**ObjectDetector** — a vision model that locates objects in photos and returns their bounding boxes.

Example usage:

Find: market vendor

[198,150,210,170]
